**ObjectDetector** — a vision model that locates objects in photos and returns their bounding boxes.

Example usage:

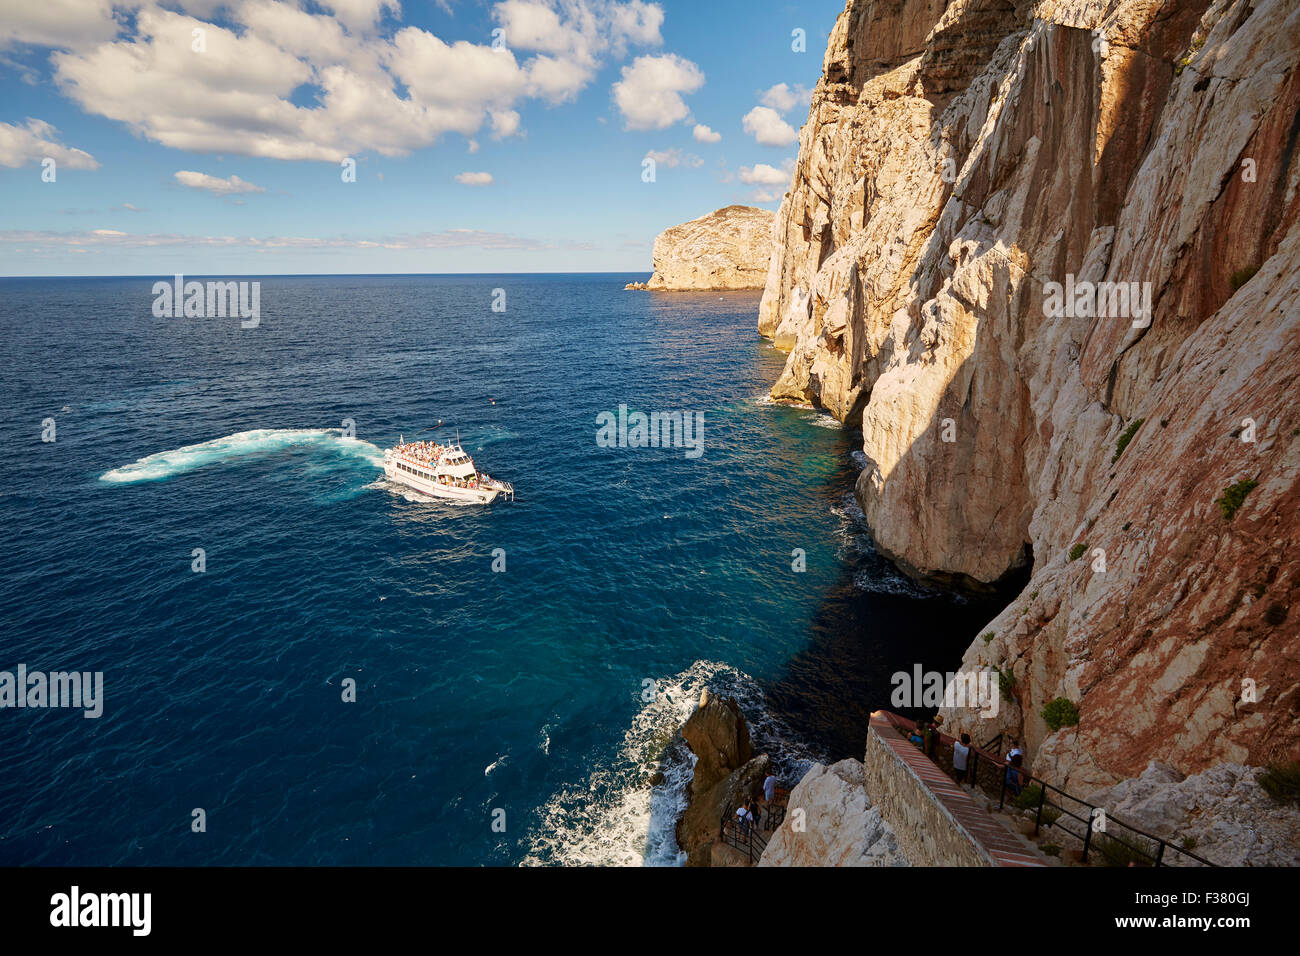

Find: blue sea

[0,275,1004,865]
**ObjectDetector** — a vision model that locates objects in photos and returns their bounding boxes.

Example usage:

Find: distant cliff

[761,0,1300,799]
[633,205,775,290]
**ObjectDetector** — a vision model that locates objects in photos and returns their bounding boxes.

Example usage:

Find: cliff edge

[636,205,775,290]
[761,0,1300,797]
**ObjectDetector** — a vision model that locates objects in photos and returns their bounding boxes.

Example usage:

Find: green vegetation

[998,667,1016,703]
[1259,762,1300,805]
[1215,478,1258,520]
[1041,844,1061,857]
[1112,418,1144,463]
[1069,542,1088,562]
[1013,786,1062,826]
[1041,697,1080,732]
[1229,264,1260,291]
[1174,33,1208,76]
[1181,836,1198,852]
[1095,832,1157,867]
[981,631,995,643]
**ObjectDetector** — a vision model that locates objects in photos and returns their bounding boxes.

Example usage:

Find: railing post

[998,764,1007,809]
[1034,782,1047,835]
[970,751,979,790]
[1155,840,1166,867]
[1082,809,1094,863]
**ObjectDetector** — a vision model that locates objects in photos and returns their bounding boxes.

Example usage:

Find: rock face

[1089,761,1300,866]
[675,689,766,866]
[643,205,775,290]
[762,0,1300,795]
[759,759,908,866]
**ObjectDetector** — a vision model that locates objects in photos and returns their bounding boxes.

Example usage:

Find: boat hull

[383,459,501,504]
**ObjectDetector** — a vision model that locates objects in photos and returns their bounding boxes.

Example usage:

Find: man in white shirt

[952,733,972,785]
[763,774,778,804]
[736,804,754,837]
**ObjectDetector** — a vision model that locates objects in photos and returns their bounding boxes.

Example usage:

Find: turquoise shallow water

[0,274,1000,865]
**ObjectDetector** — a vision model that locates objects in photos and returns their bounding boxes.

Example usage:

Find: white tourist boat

[383,435,514,504]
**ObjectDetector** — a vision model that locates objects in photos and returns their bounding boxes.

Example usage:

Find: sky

[0,0,841,275]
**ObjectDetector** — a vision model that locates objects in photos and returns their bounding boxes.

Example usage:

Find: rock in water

[642,205,775,290]
[679,688,752,795]
[675,689,763,866]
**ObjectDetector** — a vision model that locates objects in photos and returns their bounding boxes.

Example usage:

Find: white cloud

[0,226,594,252]
[643,147,701,168]
[750,188,781,202]
[490,109,521,138]
[612,53,704,130]
[493,0,665,102]
[759,82,811,114]
[692,123,720,143]
[738,162,790,186]
[495,0,663,63]
[174,170,265,195]
[38,2,663,163]
[316,0,401,34]
[742,106,797,146]
[0,0,119,52]
[0,118,99,169]
[455,171,494,185]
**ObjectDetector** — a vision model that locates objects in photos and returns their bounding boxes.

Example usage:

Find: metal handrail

[718,789,791,864]
[879,712,1216,867]
[719,813,768,864]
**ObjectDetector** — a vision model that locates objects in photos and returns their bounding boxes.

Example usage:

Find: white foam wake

[521,660,816,867]
[99,428,385,484]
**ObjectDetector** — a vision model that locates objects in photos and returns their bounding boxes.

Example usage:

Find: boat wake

[99,428,385,484]
[521,660,816,867]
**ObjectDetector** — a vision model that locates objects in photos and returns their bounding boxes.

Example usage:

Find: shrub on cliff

[998,668,1016,703]
[1068,542,1087,562]
[1259,762,1300,805]
[1013,785,1062,825]
[1095,832,1157,867]
[1229,264,1260,291]
[1041,697,1079,732]
[1112,418,1144,463]
[1215,478,1258,520]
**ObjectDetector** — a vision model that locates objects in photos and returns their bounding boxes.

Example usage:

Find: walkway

[870,712,1047,867]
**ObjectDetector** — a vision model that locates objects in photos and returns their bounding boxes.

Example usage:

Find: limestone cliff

[639,205,775,290]
[758,759,908,866]
[762,0,1300,796]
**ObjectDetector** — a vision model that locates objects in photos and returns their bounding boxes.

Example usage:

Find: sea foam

[99,428,385,483]
[521,660,815,867]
